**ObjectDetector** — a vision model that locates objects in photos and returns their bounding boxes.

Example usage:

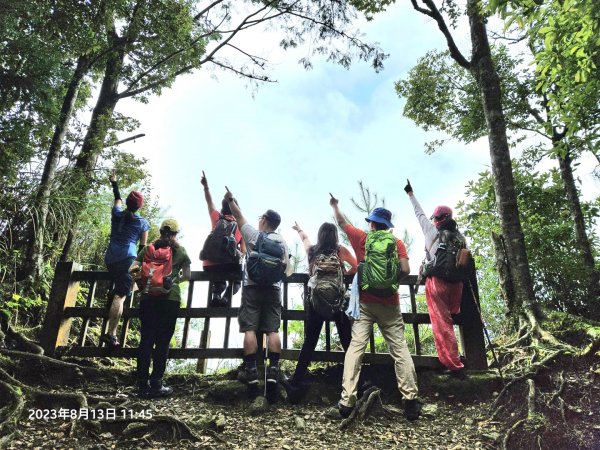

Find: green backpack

[360,230,399,297]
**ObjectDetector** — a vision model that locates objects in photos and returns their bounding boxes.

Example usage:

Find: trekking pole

[466,280,504,382]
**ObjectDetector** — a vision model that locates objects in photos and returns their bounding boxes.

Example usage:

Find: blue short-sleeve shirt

[104,206,150,265]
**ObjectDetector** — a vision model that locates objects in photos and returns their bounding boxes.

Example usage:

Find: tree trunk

[19,56,91,284]
[556,147,600,307]
[60,32,125,261]
[491,232,516,316]
[467,0,539,326]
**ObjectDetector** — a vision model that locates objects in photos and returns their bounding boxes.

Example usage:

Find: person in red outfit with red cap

[404,180,467,380]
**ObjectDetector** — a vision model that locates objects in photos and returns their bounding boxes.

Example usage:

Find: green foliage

[457,160,600,319]
[490,0,600,149]
[395,46,535,152]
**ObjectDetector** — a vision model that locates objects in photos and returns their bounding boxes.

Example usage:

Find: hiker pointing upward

[102,172,149,348]
[405,179,468,379]
[329,193,420,421]
[199,171,245,307]
[282,221,357,403]
[224,187,292,401]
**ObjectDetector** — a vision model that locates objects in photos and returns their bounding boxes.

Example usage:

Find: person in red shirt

[201,172,246,307]
[329,194,420,421]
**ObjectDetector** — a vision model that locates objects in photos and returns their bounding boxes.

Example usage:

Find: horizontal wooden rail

[42,262,487,370]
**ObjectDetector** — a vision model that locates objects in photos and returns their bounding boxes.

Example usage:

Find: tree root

[0,323,43,355]
[339,387,396,430]
[104,414,204,444]
[501,379,538,450]
[548,371,565,405]
[490,349,563,415]
[501,418,527,450]
[0,379,25,449]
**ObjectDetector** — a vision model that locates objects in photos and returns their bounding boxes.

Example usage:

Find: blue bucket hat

[365,207,394,228]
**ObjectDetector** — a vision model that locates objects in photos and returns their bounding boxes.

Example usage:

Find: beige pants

[340,302,418,407]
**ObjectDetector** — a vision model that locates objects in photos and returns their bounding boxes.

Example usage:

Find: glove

[404,179,413,194]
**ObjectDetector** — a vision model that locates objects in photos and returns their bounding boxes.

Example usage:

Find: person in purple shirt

[102,173,150,348]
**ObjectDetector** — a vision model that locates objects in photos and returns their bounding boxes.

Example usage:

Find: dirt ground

[3,356,599,450]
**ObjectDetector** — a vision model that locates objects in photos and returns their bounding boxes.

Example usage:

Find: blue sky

[116,1,598,273]
[109,1,598,365]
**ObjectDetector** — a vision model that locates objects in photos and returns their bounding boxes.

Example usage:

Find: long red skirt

[425,276,464,371]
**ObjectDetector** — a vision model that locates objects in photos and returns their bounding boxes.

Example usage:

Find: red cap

[126,191,144,210]
[431,205,452,220]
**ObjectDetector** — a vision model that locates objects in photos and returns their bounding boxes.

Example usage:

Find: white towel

[345,273,360,320]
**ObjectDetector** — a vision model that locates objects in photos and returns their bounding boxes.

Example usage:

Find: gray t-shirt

[410,194,466,260]
[241,223,292,287]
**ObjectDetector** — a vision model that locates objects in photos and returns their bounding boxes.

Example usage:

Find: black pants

[137,297,180,382]
[293,302,352,382]
[203,264,241,298]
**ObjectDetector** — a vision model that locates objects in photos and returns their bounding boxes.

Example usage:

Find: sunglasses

[431,214,450,221]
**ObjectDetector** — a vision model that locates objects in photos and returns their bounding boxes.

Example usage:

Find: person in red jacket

[404,180,466,380]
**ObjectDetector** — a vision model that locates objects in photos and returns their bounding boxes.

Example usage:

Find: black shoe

[100,333,120,348]
[266,365,279,384]
[337,401,354,419]
[136,380,150,398]
[448,369,467,381]
[209,293,223,307]
[148,380,173,398]
[281,376,304,404]
[221,293,232,307]
[404,399,421,421]
[265,370,279,404]
[237,367,259,385]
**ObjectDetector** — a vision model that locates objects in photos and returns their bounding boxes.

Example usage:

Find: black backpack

[421,229,470,282]
[199,215,241,264]
[310,251,346,319]
[246,232,285,284]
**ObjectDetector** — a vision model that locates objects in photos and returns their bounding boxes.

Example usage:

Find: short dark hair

[221,198,238,215]
[263,209,281,230]
[372,221,389,231]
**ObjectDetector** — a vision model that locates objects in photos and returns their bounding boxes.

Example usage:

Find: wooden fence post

[459,271,488,370]
[40,261,82,355]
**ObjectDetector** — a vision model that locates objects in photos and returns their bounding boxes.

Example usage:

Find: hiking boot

[100,333,120,348]
[209,293,223,307]
[448,369,467,381]
[281,375,304,404]
[148,379,173,398]
[136,380,150,398]
[221,293,232,307]
[237,366,259,385]
[337,401,354,418]
[266,365,279,384]
[404,399,421,421]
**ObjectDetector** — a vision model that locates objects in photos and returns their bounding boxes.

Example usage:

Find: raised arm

[404,180,437,251]
[224,187,247,228]
[201,170,217,214]
[329,193,348,227]
[109,172,122,208]
[338,245,358,275]
[292,221,311,254]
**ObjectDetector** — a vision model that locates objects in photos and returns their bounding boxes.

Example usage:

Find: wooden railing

[40,262,488,370]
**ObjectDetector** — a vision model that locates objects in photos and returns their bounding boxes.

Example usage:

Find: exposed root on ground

[340,386,396,430]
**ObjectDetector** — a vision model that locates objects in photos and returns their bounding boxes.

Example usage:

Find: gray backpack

[309,251,346,319]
